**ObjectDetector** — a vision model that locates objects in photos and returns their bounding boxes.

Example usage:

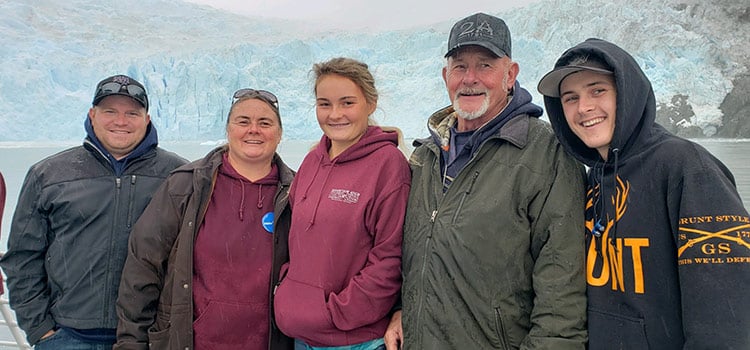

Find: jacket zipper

[451,171,480,224]
[494,307,511,350]
[104,176,123,322]
[126,175,137,228]
[413,140,493,343]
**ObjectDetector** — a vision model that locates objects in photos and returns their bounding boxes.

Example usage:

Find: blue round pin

[262,212,274,233]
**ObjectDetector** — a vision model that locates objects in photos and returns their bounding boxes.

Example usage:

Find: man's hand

[384,310,403,350]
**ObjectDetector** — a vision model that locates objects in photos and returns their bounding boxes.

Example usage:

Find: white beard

[453,95,490,120]
[452,73,508,121]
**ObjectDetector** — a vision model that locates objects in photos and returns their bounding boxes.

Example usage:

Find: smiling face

[226,98,282,167]
[315,74,375,158]
[88,95,150,160]
[442,46,518,131]
[559,69,617,160]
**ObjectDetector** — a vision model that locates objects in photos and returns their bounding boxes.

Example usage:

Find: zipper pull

[430,210,437,222]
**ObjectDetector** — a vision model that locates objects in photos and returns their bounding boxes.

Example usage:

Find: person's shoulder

[654,135,732,175]
[29,145,88,170]
[648,133,709,164]
[377,142,410,160]
[526,117,555,138]
[513,116,560,151]
[154,147,189,165]
[170,149,221,175]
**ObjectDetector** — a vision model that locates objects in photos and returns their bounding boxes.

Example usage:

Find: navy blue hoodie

[543,38,750,349]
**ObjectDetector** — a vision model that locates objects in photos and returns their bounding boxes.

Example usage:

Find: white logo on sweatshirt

[328,189,360,204]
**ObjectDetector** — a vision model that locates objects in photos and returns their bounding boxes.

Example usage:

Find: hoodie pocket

[588,307,649,350]
[273,276,334,339]
[193,299,267,346]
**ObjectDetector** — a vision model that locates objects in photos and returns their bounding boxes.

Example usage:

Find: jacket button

[183,283,189,289]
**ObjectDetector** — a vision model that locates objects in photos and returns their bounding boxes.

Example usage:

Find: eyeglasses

[96,82,147,102]
[233,88,279,108]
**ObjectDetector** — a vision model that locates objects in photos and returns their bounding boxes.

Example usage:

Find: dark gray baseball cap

[537,61,613,97]
[445,12,511,58]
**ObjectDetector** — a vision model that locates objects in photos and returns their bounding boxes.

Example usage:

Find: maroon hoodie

[274,126,411,346]
[192,153,280,349]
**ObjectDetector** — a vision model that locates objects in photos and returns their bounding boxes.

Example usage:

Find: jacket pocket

[588,307,649,350]
[493,308,511,350]
[147,326,169,349]
[273,276,334,340]
[147,305,171,349]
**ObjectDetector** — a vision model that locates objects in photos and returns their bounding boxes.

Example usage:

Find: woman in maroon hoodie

[274,57,411,350]
[115,89,294,350]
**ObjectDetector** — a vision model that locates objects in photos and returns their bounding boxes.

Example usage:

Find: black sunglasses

[233,88,279,108]
[97,82,147,101]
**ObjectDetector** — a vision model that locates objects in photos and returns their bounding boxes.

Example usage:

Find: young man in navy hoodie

[538,38,750,349]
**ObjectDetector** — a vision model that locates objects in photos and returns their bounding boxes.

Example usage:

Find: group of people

[0,11,747,350]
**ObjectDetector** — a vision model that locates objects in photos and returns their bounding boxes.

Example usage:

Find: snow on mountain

[0,0,747,141]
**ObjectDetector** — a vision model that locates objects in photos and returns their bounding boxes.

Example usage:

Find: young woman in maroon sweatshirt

[274,57,411,350]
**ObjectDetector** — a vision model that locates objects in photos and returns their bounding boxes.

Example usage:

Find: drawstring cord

[303,155,335,231]
[257,184,264,209]
[592,161,605,255]
[238,178,246,221]
[609,148,621,253]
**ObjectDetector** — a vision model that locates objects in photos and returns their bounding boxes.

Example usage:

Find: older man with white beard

[384,12,588,350]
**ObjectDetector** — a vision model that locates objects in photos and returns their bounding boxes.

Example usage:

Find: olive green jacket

[402,108,587,349]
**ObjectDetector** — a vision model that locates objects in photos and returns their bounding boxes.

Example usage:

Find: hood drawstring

[609,148,621,253]
[257,184,264,209]
[238,178,267,221]
[304,156,336,231]
[592,161,605,256]
[301,157,322,201]
[238,178,246,221]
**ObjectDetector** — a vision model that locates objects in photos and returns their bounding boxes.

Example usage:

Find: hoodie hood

[218,152,279,222]
[84,117,158,175]
[425,81,542,189]
[428,80,543,152]
[299,126,400,229]
[314,125,399,164]
[542,38,657,167]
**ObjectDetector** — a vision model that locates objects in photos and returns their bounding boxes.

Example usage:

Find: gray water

[0,139,748,347]
[3,139,748,242]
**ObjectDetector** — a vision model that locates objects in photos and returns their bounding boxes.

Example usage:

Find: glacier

[0,0,747,142]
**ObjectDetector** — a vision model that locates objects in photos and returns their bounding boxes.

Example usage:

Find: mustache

[454,88,488,100]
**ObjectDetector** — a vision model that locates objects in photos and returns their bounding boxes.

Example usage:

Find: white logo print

[328,189,360,204]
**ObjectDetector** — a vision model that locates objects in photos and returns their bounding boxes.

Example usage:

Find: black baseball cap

[445,12,511,58]
[92,75,149,110]
[537,60,613,97]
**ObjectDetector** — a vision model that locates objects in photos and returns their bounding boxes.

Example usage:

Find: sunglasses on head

[97,82,147,101]
[233,88,279,108]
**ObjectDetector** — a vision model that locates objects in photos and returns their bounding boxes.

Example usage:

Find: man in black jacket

[0,74,187,349]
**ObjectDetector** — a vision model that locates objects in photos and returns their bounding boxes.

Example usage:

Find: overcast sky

[185,0,542,30]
